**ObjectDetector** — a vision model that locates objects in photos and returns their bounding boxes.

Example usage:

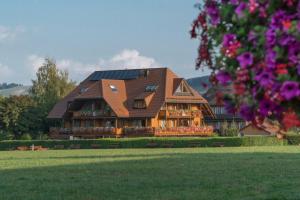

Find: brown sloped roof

[124,68,166,117]
[48,67,213,119]
[240,122,280,135]
[48,81,94,119]
[75,81,103,99]
[101,79,129,117]
[134,92,155,107]
[134,91,154,100]
[165,69,208,103]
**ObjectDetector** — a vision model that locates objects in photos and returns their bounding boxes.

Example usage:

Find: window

[176,83,189,93]
[84,120,93,127]
[73,120,81,127]
[133,120,142,127]
[109,85,117,92]
[80,87,88,94]
[160,120,166,128]
[175,83,192,96]
[133,100,146,109]
[145,85,158,92]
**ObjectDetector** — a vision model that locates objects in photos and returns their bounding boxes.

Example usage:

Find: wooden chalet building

[48,68,214,139]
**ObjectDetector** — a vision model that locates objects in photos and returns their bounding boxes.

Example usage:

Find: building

[48,68,215,139]
[239,122,279,136]
[201,84,245,133]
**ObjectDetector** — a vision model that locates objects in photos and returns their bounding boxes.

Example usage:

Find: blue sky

[0,0,209,85]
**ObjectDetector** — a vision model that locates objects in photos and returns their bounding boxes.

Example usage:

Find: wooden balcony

[72,127,116,135]
[49,127,117,139]
[159,110,202,118]
[122,127,155,137]
[154,126,214,137]
[49,127,72,139]
[50,127,72,134]
[49,125,214,139]
[73,110,114,118]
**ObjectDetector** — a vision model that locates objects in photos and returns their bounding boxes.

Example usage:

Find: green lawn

[1,147,300,200]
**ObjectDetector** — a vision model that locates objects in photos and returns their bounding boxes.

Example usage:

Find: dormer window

[109,85,117,92]
[145,85,158,92]
[175,82,192,96]
[176,83,188,93]
[133,100,146,109]
[80,87,88,94]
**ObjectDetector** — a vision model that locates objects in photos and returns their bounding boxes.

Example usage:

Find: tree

[30,58,75,109]
[0,58,76,139]
[30,58,76,135]
[0,95,35,138]
[191,0,300,130]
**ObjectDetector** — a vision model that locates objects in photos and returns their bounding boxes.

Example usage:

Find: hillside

[0,86,31,97]
[186,75,211,95]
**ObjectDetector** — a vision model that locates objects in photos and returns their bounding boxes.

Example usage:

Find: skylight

[109,85,117,92]
[80,87,88,94]
[145,85,158,92]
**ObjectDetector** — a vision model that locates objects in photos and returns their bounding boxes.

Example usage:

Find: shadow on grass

[1,151,300,200]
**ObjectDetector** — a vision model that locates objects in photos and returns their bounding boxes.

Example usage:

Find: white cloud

[100,49,161,69]
[27,49,162,82]
[0,63,13,82]
[27,54,45,73]
[0,25,25,42]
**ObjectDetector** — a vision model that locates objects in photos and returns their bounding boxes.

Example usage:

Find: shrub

[220,121,228,136]
[286,127,300,136]
[286,135,300,145]
[0,130,14,141]
[220,121,239,137]
[0,136,287,151]
[35,133,49,140]
[20,134,32,140]
[241,136,287,146]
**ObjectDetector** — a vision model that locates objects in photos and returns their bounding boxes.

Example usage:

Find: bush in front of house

[241,136,287,146]
[286,135,300,145]
[20,133,32,140]
[220,121,240,137]
[0,136,287,151]
[0,130,15,141]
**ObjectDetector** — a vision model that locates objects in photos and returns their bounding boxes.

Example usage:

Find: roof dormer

[174,80,193,96]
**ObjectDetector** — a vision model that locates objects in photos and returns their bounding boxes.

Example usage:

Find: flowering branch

[191,0,300,130]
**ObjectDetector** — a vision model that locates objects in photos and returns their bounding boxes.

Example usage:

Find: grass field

[1,147,300,200]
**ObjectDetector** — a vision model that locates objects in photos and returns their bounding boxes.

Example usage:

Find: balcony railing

[72,127,116,135]
[154,126,214,137]
[50,127,72,135]
[122,127,155,135]
[50,127,116,135]
[73,110,113,118]
[50,125,214,138]
[159,110,202,118]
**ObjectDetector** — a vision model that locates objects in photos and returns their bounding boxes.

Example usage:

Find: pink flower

[248,0,258,13]
[237,52,254,68]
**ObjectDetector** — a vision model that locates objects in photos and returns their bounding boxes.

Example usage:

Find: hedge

[0,136,287,151]
[286,135,300,145]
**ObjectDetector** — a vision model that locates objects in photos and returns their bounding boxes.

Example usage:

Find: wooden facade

[48,68,214,139]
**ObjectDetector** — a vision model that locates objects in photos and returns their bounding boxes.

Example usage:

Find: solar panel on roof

[87,69,144,81]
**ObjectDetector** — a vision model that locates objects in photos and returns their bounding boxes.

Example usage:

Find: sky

[0,0,210,85]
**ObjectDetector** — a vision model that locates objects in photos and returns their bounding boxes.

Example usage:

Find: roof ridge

[93,67,168,73]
